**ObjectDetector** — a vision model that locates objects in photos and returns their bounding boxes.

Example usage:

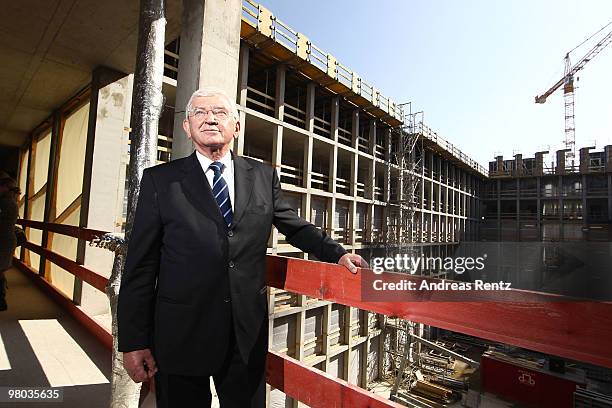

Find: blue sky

[258,1,612,166]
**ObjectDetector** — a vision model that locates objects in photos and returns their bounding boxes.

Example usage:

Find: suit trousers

[154,320,267,408]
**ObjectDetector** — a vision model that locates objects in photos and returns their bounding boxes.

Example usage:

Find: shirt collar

[195,150,233,173]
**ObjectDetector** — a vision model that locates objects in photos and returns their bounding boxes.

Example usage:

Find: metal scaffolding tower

[380,108,426,402]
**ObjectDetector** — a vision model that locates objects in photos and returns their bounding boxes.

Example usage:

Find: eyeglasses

[188,107,230,121]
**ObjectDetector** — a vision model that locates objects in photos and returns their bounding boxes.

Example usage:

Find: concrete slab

[0,267,111,407]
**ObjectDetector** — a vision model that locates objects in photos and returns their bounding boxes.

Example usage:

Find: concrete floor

[0,266,225,408]
[0,267,111,408]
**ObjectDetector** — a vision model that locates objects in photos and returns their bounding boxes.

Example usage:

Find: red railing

[13,220,612,407]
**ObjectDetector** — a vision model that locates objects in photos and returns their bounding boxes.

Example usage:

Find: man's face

[183,95,239,152]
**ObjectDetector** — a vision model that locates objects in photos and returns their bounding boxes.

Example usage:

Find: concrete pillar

[367,120,376,200]
[579,147,591,173]
[328,96,339,242]
[383,128,392,206]
[495,155,503,176]
[536,176,542,240]
[305,83,316,133]
[235,43,249,155]
[368,159,375,200]
[369,120,376,157]
[349,200,357,246]
[275,65,286,121]
[605,145,612,172]
[271,66,285,247]
[556,149,567,175]
[608,174,612,224]
[516,176,520,241]
[302,135,313,223]
[514,154,523,177]
[172,0,242,159]
[582,174,588,234]
[350,110,359,197]
[534,151,547,176]
[351,110,359,150]
[558,175,564,240]
[300,83,316,228]
[496,178,501,241]
[342,306,354,380]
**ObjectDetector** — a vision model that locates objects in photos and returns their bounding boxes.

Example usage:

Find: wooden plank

[266,350,403,408]
[266,256,612,368]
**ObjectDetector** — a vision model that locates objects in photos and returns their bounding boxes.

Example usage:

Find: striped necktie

[209,161,233,227]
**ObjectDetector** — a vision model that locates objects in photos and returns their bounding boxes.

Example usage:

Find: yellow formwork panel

[297,33,309,61]
[257,4,273,37]
[327,54,337,79]
[352,74,360,94]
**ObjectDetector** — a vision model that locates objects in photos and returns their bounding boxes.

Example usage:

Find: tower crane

[535,22,612,162]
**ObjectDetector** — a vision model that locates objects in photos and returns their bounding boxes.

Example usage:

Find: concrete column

[349,200,357,246]
[329,97,339,193]
[516,177,520,241]
[172,0,242,159]
[305,83,316,133]
[360,320,370,387]
[558,175,564,240]
[350,110,359,197]
[342,306,354,380]
[366,204,375,243]
[235,43,249,155]
[302,83,316,222]
[272,65,285,168]
[368,159,375,200]
[496,178,501,241]
[536,176,542,240]
[608,174,612,224]
[351,110,359,150]
[321,303,333,372]
[368,121,376,199]
[384,128,391,203]
[582,174,588,237]
[275,65,286,121]
[302,136,313,222]
[328,97,339,242]
[271,66,285,248]
[369,120,376,157]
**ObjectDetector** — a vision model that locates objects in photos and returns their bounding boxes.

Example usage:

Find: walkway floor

[0,267,111,408]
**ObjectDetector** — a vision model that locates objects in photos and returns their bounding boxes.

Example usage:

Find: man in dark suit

[117,87,367,407]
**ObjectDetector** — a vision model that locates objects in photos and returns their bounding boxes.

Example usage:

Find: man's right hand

[123,348,158,383]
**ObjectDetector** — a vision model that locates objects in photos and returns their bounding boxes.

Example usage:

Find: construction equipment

[535,21,612,162]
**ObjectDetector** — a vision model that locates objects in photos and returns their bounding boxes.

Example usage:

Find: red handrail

[12,220,612,408]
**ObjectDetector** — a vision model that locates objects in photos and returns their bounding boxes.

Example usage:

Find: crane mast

[535,25,612,163]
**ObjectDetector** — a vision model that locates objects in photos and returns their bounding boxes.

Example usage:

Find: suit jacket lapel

[232,153,253,227]
[180,152,224,225]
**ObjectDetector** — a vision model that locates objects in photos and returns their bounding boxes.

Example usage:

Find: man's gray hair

[185,87,240,121]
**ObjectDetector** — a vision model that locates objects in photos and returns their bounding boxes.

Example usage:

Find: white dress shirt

[195,150,235,211]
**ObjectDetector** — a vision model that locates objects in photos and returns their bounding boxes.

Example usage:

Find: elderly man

[117,87,366,407]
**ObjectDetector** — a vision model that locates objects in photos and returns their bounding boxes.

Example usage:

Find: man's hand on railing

[123,348,158,383]
[338,253,369,274]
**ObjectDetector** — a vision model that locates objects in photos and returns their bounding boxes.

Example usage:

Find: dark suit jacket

[117,152,347,375]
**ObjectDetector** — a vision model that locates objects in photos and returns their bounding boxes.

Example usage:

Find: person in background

[0,171,20,311]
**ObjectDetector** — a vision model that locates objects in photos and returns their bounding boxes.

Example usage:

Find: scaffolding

[378,108,427,402]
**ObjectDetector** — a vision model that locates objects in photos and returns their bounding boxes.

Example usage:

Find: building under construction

[1,1,611,407]
[484,147,612,242]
